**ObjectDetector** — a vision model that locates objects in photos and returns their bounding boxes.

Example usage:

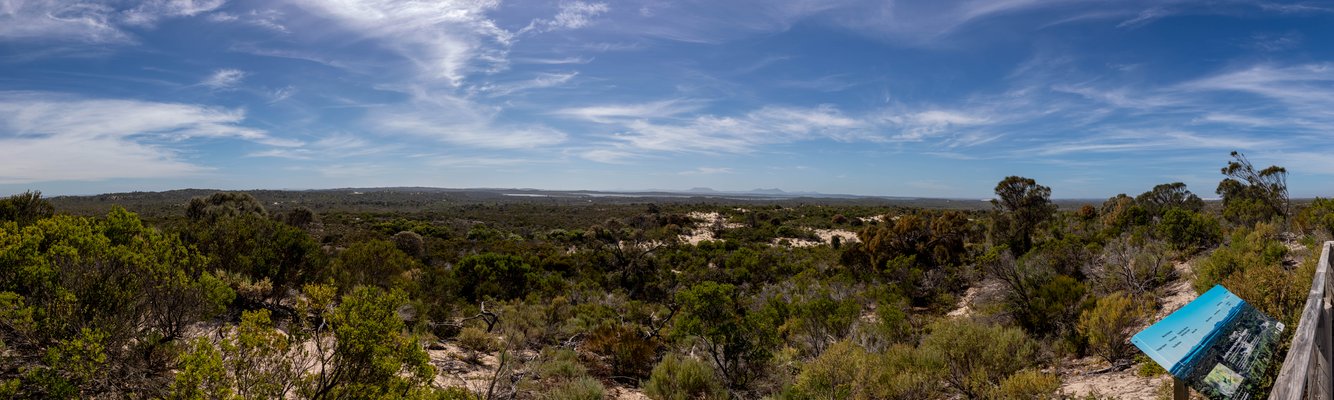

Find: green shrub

[1134,354,1166,377]
[1192,223,1286,294]
[585,324,659,379]
[1078,292,1152,364]
[1297,197,1334,237]
[790,340,865,399]
[918,319,1042,398]
[548,377,605,400]
[534,348,588,381]
[989,369,1060,399]
[456,326,499,354]
[862,344,942,400]
[1157,209,1220,253]
[643,355,726,400]
[453,253,536,301]
[673,281,777,388]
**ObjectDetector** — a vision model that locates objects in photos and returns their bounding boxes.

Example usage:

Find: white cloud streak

[0,91,292,183]
[476,72,577,97]
[521,1,610,34]
[0,0,223,43]
[201,68,246,89]
[286,0,511,87]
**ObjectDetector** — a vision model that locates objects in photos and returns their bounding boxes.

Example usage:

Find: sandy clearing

[1059,357,1169,399]
[947,278,1006,318]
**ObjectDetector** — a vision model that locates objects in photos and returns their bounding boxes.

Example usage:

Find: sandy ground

[428,341,649,399]
[770,228,860,248]
[681,211,860,248]
[946,278,1006,318]
[680,212,742,245]
[429,342,505,394]
[1059,357,1170,399]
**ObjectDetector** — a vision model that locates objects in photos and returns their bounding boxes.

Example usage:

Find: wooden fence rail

[1270,241,1334,399]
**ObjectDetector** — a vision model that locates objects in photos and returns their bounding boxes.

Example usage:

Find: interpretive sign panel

[1131,285,1285,399]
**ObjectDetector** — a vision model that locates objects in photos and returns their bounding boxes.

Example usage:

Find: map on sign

[1131,285,1285,400]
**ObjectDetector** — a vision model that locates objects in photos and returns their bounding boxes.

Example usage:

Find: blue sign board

[1131,285,1285,399]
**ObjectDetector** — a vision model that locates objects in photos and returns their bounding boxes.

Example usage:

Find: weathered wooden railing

[1270,240,1334,399]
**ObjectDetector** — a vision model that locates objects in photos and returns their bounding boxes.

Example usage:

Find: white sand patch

[1059,357,1170,399]
[947,279,1005,318]
[429,342,505,393]
[680,212,743,245]
[770,228,860,248]
[1154,260,1197,321]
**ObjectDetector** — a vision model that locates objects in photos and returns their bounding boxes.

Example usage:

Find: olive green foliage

[283,207,320,231]
[0,191,54,227]
[1216,151,1288,225]
[1297,197,1334,237]
[585,323,660,379]
[452,253,538,301]
[393,230,426,259]
[1078,291,1153,364]
[787,340,940,400]
[842,211,971,305]
[0,208,233,397]
[525,348,607,400]
[991,176,1056,254]
[186,192,267,223]
[983,248,1091,338]
[644,354,727,400]
[188,211,319,297]
[1135,182,1204,217]
[299,286,436,399]
[768,281,863,357]
[457,327,500,354]
[169,338,232,399]
[1157,208,1220,252]
[547,377,605,400]
[329,239,421,291]
[990,369,1061,400]
[1222,243,1316,327]
[1192,223,1287,295]
[1100,194,1149,235]
[674,281,778,389]
[918,319,1044,399]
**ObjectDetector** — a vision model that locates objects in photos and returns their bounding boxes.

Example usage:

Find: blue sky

[2,0,1333,198]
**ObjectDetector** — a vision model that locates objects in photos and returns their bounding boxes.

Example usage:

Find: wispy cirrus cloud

[475,71,578,97]
[206,8,287,33]
[201,68,246,89]
[366,99,567,149]
[0,91,292,183]
[521,2,611,34]
[287,0,512,86]
[0,0,223,43]
[550,99,706,123]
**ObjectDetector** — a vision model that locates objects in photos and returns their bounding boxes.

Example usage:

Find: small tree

[1217,151,1288,226]
[673,281,777,389]
[0,190,54,227]
[1135,182,1204,217]
[991,176,1056,255]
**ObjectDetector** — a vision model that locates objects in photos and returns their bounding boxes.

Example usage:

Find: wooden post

[1173,377,1188,400]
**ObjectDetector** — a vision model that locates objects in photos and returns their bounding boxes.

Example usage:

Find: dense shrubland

[0,152,1325,399]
